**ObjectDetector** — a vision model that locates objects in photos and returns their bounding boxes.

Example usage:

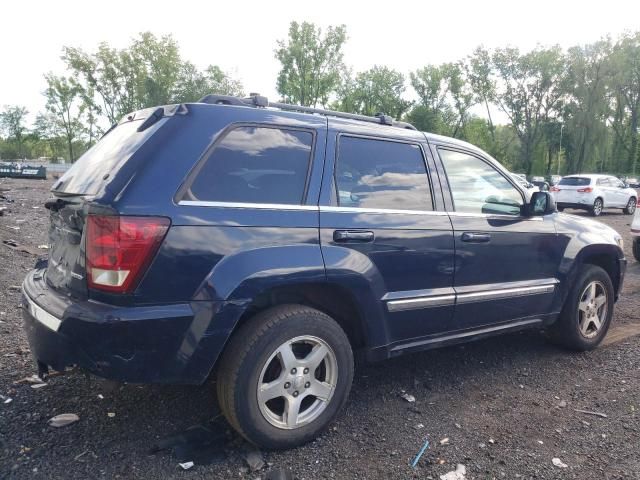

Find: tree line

[1,24,639,177]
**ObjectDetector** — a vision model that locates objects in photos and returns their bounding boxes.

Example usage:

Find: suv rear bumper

[21,269,228,384]
[556,202,594,210]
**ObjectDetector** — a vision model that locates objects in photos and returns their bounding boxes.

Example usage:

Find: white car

[551,174,637,217]
[510,173,539,199]
[632,205,640,261]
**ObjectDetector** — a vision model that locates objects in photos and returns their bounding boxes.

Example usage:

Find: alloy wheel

[627,198,637,214]
[257,335,338,429]
[577,281,608,339]
[593,199,603,215]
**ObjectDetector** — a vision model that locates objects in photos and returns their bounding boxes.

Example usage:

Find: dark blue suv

[22,95,626,449]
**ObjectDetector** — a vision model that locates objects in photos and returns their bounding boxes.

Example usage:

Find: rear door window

[559,177,591,186]
[335,136,433,211]
[184,126,313,205]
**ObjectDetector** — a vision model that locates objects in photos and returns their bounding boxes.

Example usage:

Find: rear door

[319,123,455,346]
[435,146,563,330]
[608,177,629,206]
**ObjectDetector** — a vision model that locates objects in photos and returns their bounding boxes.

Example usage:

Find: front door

[436,147,564,330]
[319,130,455,347]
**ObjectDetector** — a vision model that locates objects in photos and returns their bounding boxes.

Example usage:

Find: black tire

[633,238,640,263]
[557,206,565,212]
[590,197,603,216]
[623,197,637,215]
[216,304,354,449]
[546,265,614,351]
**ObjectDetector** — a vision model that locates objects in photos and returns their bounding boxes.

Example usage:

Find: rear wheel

[591,198,603,216]
[216,304,354,449]
[623,197,637,215]
[557,206,565,212]
[633,238,640,263]
[546,265,614,351]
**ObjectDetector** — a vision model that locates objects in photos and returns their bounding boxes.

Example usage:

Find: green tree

[334,66,411,118]
[173,63,244,102]
[44,74,84,162]
[408,64,455,134]
[0,105,29,158]
[275,21,347,106]
[491,46,566,174]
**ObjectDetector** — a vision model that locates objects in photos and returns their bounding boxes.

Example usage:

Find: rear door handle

[333,230,374,243]
[461,232,491,243]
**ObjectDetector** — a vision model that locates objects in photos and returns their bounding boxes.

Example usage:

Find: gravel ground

[0,177,639,480]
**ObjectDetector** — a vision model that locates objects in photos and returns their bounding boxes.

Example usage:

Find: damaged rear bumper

[21,269,226,384]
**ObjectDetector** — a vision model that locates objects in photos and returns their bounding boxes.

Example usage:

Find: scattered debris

[38,244,49,249]
[414,423,425,430]
[2,240,43,256]
[97,394,104,400]
[488,438,495,444]
[15,375,44,385]
[178,461,194,470]
[410,438,430,468]
[400,392,416,403]
[440,464,466,480]
[440,437,450,445]
[244,449,265,471]
[574,409,607,418]
[151,422,227,465]
[558,400,567,408]
[30,383,47,389]
[48,413,79,428]
[455,423,462,429]
[3,397,12,404]
[552,458,568,468]
[107,412,116,418]
[4,225,20,230]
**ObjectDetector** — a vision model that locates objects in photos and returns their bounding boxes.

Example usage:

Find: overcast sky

[2,0,639,124]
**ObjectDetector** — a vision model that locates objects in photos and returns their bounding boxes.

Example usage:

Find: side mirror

[527,191,556,216]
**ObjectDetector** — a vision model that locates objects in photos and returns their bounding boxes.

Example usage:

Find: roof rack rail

[197,94,417,130]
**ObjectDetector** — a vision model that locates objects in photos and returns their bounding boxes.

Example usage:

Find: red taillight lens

[577,187,593,193]
[86,215,170,293]
[550,186,560,192]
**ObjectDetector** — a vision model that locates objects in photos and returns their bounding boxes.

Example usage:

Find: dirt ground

[0,177,639,480]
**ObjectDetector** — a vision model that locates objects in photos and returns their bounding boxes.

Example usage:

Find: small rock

[537,440,544,445]
[107,412,116,418]
[30,383,47,389]
[440,437,450,445]
[552,458,568,468]
[440,464,466,480]
[558,400,567,408]
[401,393,416,403]
[48,413,79,427]
[178,461,194,470]
[244,449,265,471]
[455,423,462,429]
[414,423,425,430]
[488,438,495,444]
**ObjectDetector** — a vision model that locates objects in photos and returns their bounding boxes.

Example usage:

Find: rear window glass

[559,177,591,186]
[185,126,313,205]
[52,119,165,195]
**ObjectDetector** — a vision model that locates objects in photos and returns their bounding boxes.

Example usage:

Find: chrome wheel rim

[257,335,338,430]
[577,281,608,338]
[627,198,636,213]
[593,199,603,215]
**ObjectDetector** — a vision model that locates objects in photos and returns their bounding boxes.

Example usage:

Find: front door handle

[461,232,491,243]
[333,230,374,243]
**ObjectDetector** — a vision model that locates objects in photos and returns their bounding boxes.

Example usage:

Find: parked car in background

[548,175,562,186]
[530,176,550,191]
[551,174,637,216]
[22,95,627,449]
[511,173,539,197]
[632,203,640,261]
[625,177,640,188]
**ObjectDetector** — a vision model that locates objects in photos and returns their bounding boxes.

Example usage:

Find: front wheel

[546,265,614,351]
[216,305,354,449]
[591,198,603,216]
[633,238,640,262]
[623,197,637,215]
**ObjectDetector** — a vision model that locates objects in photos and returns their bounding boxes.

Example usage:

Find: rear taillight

[550,186,560,192]
[577,187,593,193]
[86,215,170,294]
